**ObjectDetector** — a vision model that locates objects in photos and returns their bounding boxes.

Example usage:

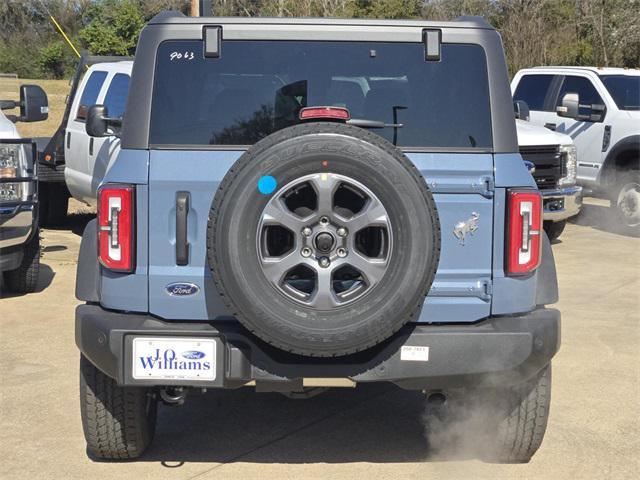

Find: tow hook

[160,386,188,406]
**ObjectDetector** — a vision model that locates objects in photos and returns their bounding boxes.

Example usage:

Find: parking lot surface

[1,198,638,480]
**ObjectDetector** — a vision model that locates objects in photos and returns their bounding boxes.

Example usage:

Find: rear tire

[489,364,552,463]
[3,229,40,293]
[80,355,157,460]
[610,170,640,236]
[424,365,551,464]
[543,220,566,241]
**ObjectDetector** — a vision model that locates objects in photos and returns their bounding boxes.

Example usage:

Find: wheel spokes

[262,198,307,233]
[257,172,393,309]
[309,174,340,215]
[308,267,340,309]
[343,198,389,233]
[343,251,388,289]
[261,251,306,285]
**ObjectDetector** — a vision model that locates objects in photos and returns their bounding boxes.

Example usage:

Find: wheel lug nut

[319,256,330,268]
[337,248,347,258]
[336,227,348,237]
[302,227,313,237]
[320,216,330,226]
[301,247,312,257]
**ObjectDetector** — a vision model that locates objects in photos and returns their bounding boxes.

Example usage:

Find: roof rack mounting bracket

[203,26,221,58]
[423,29,441,61]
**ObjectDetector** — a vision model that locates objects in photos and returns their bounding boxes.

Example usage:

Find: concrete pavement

[1,198,638,479]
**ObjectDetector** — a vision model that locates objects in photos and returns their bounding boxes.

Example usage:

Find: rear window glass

[513,74,555,111]
[103,73,130,119]
[600,75,640,110]
[149,40,492,149]
[76,70,107,120]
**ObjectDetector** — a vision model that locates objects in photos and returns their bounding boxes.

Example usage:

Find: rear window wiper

[346,118,404,129]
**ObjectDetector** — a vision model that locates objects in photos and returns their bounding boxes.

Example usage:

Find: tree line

[1,0,638,79]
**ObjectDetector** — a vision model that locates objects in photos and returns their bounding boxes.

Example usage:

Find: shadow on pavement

[570,201,639,238]
[0,263,55,298]
[135,384,460,465]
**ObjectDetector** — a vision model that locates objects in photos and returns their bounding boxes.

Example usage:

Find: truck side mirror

[19,85,48,122]
[556,93,579,119]
[514,100,530,121]
[86,105,122,137]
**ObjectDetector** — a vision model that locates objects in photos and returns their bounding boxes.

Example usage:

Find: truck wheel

[80,355,157,460]
[543,220,566,241]
[208,122,440,357]
[611,170,640,235]
[486,364,552,463]
[39,182,69,227]
[3,229,40,293]
[424,365,551,463]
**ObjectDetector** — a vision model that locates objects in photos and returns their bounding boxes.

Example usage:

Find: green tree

[79,0,145,55]
[38,40,75,79]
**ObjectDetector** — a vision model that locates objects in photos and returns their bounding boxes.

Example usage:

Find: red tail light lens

[98,185,135,272]
[506,189,542,275]
[299,106,350,121]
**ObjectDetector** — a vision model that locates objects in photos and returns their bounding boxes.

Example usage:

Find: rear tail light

[98,185,135,272]
[506,189,542,275]
[299,106,350,121]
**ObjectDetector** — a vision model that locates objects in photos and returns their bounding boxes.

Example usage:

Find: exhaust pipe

[160,386,187,406]
[426,391,447,406]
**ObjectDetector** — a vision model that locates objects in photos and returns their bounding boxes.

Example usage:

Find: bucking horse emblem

[453,212,480,246]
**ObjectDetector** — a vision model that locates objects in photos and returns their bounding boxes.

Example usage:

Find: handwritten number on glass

[170,51,195,61]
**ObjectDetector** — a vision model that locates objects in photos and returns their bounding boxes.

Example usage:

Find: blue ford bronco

[76,12,560,463]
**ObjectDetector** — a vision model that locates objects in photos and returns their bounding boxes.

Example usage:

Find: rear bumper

[542,185,582,222]
[76,305,560,391]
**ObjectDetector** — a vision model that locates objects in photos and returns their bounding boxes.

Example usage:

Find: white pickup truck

[64,62,581,240]
[512,67,639,234]
[63,61,131,204]
[1,85,48,293]
[515,116,582,240]
[35,56,131,224]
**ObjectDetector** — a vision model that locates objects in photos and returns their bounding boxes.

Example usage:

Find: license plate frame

[132,337,216,381]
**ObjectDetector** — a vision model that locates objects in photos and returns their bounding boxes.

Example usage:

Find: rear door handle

[175,192,190,265]
[89,137,94,156]
[66,131,71,149]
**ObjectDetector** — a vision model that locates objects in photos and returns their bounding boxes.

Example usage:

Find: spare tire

[207,123,440,357]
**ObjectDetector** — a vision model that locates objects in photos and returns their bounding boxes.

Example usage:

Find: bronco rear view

[75,12,560,463]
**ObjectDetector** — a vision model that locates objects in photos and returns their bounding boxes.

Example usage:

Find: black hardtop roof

[149,10,494,30]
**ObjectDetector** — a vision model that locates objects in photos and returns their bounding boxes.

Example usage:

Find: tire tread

[4,228,40,293]
[79,355,156,460]
[494,365,551,463]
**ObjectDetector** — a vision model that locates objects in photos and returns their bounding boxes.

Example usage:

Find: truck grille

[519,145,565,190]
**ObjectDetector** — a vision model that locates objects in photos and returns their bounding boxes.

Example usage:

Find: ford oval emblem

[182,350,206,360]
[165,282,200,296]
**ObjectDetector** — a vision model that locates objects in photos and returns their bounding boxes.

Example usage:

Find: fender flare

[598,135,640,187]
[75,218,101,302]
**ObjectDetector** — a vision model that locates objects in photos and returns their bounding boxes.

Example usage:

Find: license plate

[132,337,216,381]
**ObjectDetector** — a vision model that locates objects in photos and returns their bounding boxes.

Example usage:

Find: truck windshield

[600,75,640,110]
[150,40,492,149]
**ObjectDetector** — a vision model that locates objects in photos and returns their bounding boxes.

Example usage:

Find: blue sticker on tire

[258,175,277,195]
